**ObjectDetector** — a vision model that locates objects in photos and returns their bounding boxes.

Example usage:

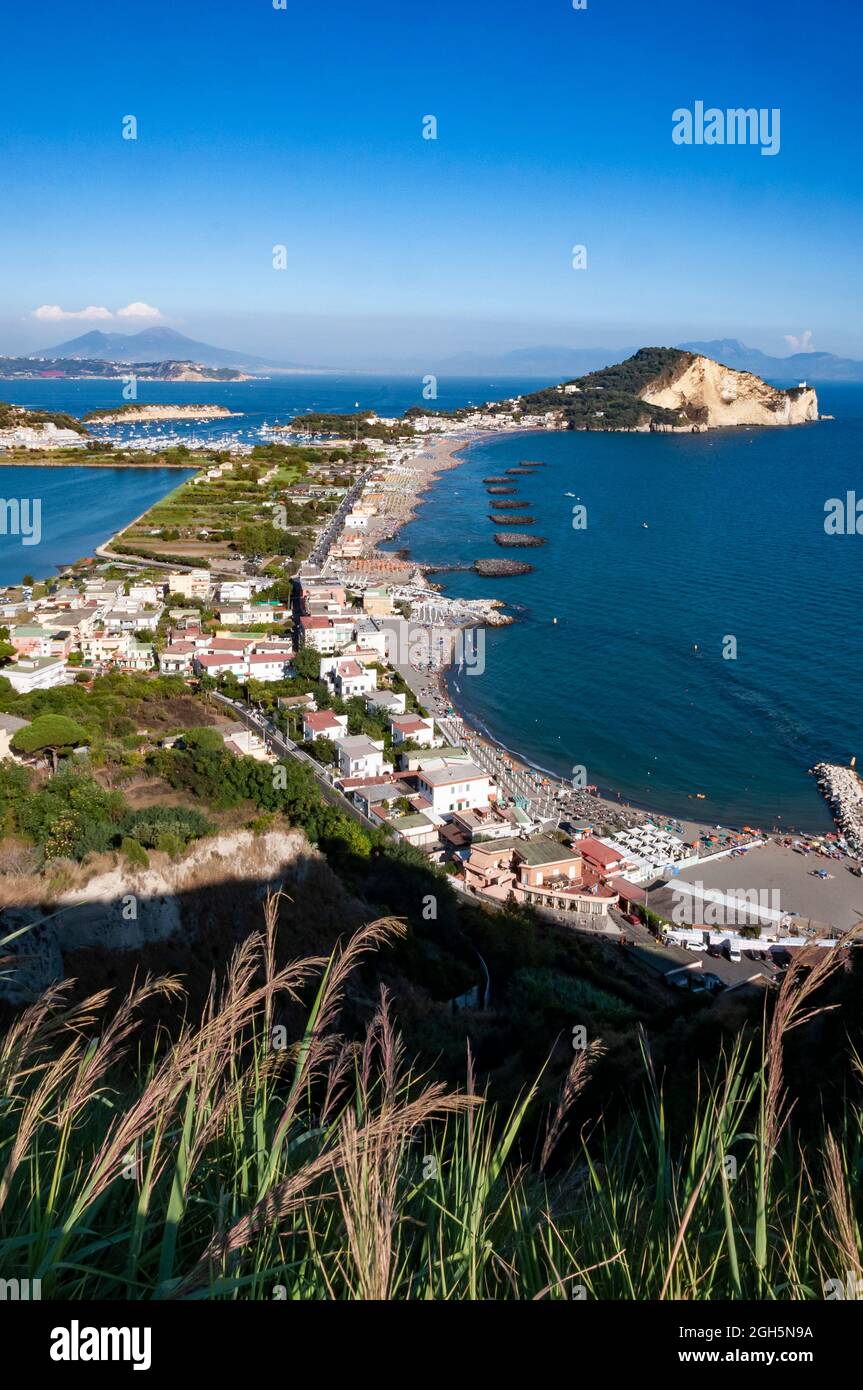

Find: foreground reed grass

[0,897,860,1300]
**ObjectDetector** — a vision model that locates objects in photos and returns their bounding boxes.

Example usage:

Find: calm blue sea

[387,384,863,832]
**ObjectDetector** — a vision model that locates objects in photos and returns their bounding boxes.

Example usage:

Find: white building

[4,657,70,693]
[335,735,386,781]
[302,710,349,742]
[413,760,492,816]
[166,571,211,600]
[330,658,376,699]
[390,714,436,748]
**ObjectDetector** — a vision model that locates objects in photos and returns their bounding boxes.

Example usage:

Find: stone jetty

[812,763,863,858]
[487,486,517,495]
[494,532,547,548]
[492,499,530,509]
[489,513,536,524]
[474,558,534,576]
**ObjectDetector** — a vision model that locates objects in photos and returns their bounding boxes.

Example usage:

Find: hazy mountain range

[34,328,285,371]
[438,340,863,382]
[28,328,863,382]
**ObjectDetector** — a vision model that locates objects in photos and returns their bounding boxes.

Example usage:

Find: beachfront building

[575,837,638,880]
[335,735,386,782]
[464,836,619,918]
[362,587,393,617]
[411,760,493,817]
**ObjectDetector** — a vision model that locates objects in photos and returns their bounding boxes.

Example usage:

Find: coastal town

[2,407,862,999]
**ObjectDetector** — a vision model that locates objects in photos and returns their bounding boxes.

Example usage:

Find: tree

[292,647,321,681]
[0,627,15,667]
[11,715,90,772]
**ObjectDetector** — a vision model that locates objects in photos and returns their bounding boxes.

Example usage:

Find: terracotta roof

[577,837,627,867]
[304,711,342,731]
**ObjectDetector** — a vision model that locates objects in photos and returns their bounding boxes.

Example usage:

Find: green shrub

[121,837,150,869]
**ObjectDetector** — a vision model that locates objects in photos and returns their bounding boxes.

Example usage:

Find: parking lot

[651,840,863,933]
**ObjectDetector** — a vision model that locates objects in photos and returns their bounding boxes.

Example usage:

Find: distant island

[0,356,251,383]
[83,404,241,423]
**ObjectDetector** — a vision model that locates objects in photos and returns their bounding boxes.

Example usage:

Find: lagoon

[0,466,194,587]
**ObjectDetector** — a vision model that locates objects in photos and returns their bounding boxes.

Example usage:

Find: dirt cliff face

[0,829,365,1005]
[639,354,819,427]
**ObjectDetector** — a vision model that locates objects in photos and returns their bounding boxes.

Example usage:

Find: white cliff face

[640,355,819,427]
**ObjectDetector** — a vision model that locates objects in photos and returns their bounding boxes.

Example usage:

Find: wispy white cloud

[784,329,814,352]
[32,304,113,321]
[31,301,164,322]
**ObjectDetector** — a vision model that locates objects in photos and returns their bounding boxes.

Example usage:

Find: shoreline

[360,429,831,842]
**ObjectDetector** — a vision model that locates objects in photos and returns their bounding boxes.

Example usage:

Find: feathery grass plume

[822,1128,862,1281]
[753,928,862,1286]
[4,893,863,1300]
[541,1038,606,1172]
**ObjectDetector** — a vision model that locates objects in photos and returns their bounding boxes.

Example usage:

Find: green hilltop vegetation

[0,400,89,435]
[519,346,699,428]
[289,411,414,441]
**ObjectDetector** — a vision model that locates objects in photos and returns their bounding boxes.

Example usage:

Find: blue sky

[1,0,861,366]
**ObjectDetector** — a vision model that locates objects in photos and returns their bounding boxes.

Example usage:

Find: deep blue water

[387,385,863,832]
[0,467,194,586]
